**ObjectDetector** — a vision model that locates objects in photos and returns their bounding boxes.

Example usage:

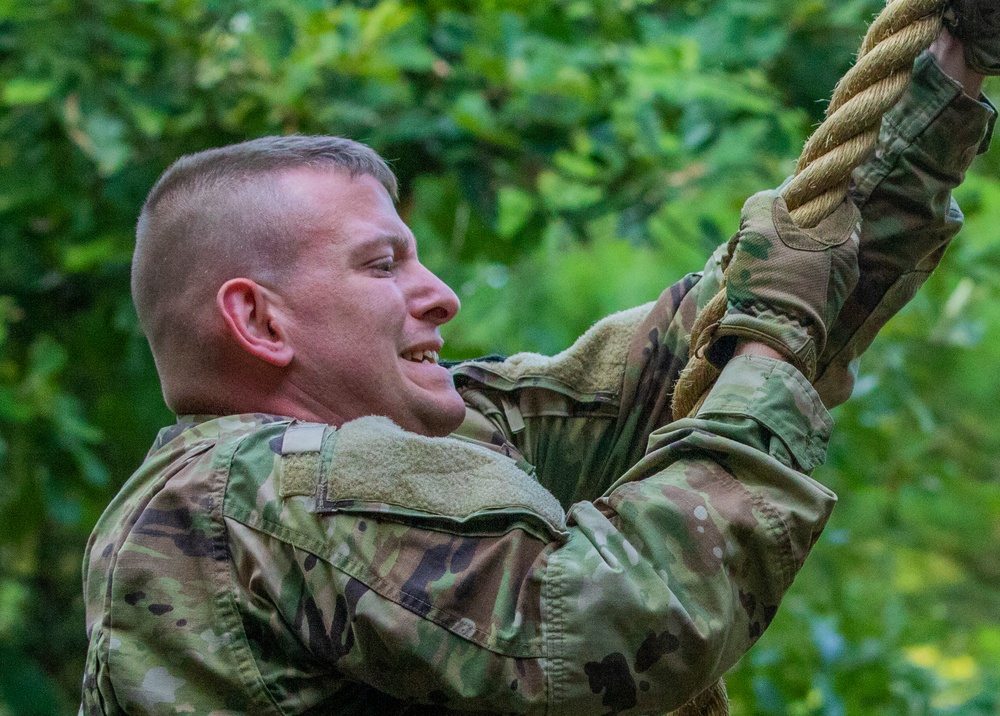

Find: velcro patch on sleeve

[320,415,567,536]
[279,422,328,498]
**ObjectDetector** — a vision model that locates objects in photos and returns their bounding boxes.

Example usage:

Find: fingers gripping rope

[668,3,947,715]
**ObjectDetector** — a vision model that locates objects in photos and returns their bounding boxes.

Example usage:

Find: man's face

[276,168,466,437]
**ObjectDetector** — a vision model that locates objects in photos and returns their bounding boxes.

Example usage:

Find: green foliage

[1,0,998,712]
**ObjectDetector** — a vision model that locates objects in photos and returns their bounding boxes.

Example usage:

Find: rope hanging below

[668,2,947,716]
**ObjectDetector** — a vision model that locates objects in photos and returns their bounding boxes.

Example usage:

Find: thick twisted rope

[669,0,946,425]
[667,3,946,715]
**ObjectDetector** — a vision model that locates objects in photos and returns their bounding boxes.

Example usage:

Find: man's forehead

[277,166,392,206]
[277,167,406,242]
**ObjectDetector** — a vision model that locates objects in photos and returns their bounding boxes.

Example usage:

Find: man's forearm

[734,340,786,361]
[931,28,986,98]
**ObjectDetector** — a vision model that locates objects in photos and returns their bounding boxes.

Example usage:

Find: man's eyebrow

[351,234,412,256]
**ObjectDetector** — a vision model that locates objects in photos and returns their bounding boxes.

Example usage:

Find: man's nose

[410,263,460,325]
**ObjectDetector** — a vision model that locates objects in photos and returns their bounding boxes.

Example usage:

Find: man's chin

[405,389,467,438]
[394,365,466,435]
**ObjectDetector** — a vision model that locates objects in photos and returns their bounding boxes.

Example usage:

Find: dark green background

[1,0,998,713]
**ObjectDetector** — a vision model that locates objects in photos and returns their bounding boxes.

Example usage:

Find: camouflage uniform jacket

[81,55,994,716]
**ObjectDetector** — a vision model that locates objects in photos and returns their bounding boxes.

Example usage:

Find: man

[81,17,995,716]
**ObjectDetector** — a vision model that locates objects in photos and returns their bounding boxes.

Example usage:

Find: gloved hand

[708,190,861,380]
[944,0,1000,75]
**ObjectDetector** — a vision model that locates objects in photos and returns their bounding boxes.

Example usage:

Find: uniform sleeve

[814,50,997,406]
[223,355,836,715]
[450,270,720,507]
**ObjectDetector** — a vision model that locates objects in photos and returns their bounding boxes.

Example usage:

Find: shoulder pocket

[310,416,560,657]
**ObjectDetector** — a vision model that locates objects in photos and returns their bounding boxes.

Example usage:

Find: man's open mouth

[400,349,440,364]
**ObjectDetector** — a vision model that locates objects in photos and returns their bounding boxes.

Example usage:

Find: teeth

[402,349,439,364]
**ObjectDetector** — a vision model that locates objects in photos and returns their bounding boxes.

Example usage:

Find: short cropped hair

[132,135,398,407]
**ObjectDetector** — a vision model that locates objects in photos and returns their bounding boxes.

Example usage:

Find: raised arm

[815,24,997,406]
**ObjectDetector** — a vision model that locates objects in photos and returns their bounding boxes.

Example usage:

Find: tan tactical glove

[708,190,861,380]
[945,0,1000,74]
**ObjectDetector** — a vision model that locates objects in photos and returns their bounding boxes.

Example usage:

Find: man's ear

[216,278,294,367]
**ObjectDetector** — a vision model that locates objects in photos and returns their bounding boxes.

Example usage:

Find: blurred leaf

[1,79,56,105]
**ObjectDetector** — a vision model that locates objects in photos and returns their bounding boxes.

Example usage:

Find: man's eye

[372,258,395,273]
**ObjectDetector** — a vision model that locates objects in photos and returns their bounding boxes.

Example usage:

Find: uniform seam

[226,504,330,556]
[747,481,797,590]
[452,369,624,408]
[217,433,286,716]
[699,463,796,597]
[102,442,215,711]
[743,365,799,585]
[541,545,565,715]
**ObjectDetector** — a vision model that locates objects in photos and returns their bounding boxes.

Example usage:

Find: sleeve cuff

[695,355,832,471]
[889,50,996,159]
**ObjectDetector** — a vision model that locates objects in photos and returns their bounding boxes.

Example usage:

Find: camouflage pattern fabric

[81,52,994,716]
[82,343,835,716]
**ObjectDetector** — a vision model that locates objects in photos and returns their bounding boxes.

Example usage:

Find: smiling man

[216,167,467,435]
[128,144,466,437]
[81,23,996,716]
